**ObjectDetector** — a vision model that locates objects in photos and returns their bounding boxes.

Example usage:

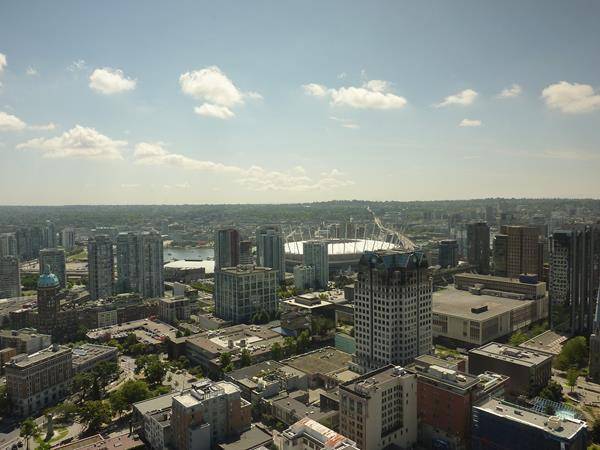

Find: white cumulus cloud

[0,111,27,131]
[497,84,522,99]
[303,79,407,110]
[541,81,600,114]
[67,59,87,72]
[194,103,235,120]
[89,67,137,94]
[17,125,126,159]
[0,53,7,74]
[134,142,353,192]
[435,89,478,107]
[179,66,260,119]
[459,118,482,127]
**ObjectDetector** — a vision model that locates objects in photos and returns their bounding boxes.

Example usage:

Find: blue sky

[1,0,599,205]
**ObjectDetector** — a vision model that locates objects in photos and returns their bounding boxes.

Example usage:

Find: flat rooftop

[342,365,412,397]
[475,397,586,440]
[455,272,545,287]
[470,342,553,367]
[72,343,117,364]
[86,319,178,343]
[284,347,353,376]
[133,392,178,415]
[6,345,70,368]
[519,330,568,356]
[433,286,533,321]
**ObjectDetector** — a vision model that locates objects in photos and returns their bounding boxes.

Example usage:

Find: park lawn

[34,426,69,447]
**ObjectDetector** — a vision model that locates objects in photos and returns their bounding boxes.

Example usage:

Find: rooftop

[285,239,397,256]
[164,259,215,274]
[6,345,70,368]
[433,286,534,321]
[455,272,546,288]
[474,397,587,440]
[86,318,178,343]
[470,342,553,367]
[133,392,179,415]
[519,330,568,356]
[341,365,414,397]
[72,343,117,366]
[284,347,353,376]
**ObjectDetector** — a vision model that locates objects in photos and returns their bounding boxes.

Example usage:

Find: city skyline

[1,1,600,205]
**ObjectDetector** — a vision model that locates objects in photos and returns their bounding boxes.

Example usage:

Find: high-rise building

[139,231,164,298]
[43,220,56,249]
[170,380,251,450]
[302,241,329,290]
[88,234,115,301]
[492,233,508,276]
[354,250,432,373]
[0,233,18,257]
[214,228,240,271]
[438,239,459,268]
[589,293,600,383]
[214,266,278,323]
[0,256,21,299]
[239,240,253,265]
[39,248,66,288]
[36,265,62,336]
[5,344,73,417]
[466,222,490,274]
[256,225,285,283]
[116,232,140,294]
[549,225,600,334]
[339,365,418,450]
[499,225,544,278]
[293,265,315,291]
[61,228,76,251]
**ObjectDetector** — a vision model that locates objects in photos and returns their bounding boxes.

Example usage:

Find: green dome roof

[38,265,59,288]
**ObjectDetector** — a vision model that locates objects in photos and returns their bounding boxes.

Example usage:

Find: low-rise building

[283,348,358,389]
[185,324,285,377]
[339,365,418,450]
[454,273,546,299]
[72,343,118,373]
[159,296,194,324]
[471,397,587,450]
[171,380,252,450]
[5,344,73,416]
[468,342,553,397]
[0,328,52,355]
[225,360,308,401]
[432,286,547,347]
[274,417,359,450]
[407,359,507,449]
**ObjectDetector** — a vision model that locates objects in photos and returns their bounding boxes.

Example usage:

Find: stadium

[284,238,399,273]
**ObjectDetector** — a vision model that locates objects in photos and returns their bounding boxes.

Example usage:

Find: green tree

[144,357,167,386]
[590,417,600,444]
[220,352,232,369]
[118,380,151,405]
[271,342,283,360]
[509,331,528,346]
[297,330,311,353]
[52,402,78,423]
[73,372,94,402]
[108,391,128,418]
[283,337,297,356]
[77,400,112,433]
[0,384,10,417]
[19,418,40,450]
[539,380,563,402]
[567,367,579,392]
[556,336,588,370]
[240,348,252,367]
